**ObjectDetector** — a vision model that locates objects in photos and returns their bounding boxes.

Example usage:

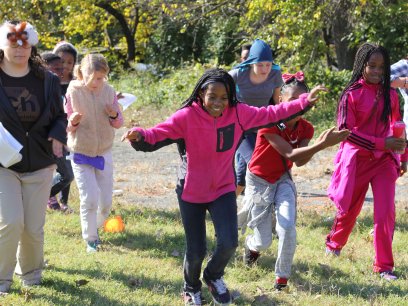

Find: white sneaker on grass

[86,240,98,253]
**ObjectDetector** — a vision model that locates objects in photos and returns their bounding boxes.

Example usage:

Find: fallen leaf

[128,278,142,287]
[254,294,269,303]
[20,288,32,302]
[155,229,163,238]
[256,286,264,294]
[231,290,241,301]
[75,279,89,287]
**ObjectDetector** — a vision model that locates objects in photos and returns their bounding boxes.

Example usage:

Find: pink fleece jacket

[132,94,311,203]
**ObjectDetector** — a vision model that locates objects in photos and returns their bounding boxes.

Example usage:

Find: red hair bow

[282,71,305,83]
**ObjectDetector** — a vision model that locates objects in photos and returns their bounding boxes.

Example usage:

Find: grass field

[1,190,407,305]
[2,70,407,305]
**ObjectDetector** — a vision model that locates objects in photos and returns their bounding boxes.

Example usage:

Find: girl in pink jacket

[122,68,324,305]
[326,43,407,281]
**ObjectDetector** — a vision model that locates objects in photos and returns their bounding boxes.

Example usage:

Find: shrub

[302,66,352,133]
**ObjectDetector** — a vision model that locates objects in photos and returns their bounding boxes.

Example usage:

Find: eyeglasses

[8,42,32,49]
[7,32,32,49]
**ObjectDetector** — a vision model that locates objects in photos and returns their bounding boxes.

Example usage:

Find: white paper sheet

[0,122,23,168]
[118,93,137,111]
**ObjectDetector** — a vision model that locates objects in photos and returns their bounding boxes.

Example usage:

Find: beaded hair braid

[337,42,392,124]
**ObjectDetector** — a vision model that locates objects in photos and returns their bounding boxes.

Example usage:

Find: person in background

[230,39,283,197]
[390,55,408,133]
[238,71,349,291]
[121,68,324,306]
[41,52,63,79]
[46,42,78,210]
[0,21,66,293]
[53,41,77,96]
[65,53,123,253]
[41,51,75,212]
[326,43,407,281]
[240,44,251,62]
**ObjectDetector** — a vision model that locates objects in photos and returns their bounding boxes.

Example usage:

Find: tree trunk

[329,0,357,70]
[95,1,136,64]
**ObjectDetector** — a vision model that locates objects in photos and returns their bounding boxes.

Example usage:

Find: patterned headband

[0,21,39,49]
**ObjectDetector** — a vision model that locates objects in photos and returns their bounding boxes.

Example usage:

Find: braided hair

[337,42,392,124]
[180,68,238,109]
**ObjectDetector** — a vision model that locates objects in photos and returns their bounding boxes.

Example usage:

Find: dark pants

[177,191,238,292]
[50,153,74,204]
[235,132,257,186]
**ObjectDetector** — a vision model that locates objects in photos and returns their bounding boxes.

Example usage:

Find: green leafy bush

[302,66,352,133]
[112,63,207,109]
[111,62,352,133]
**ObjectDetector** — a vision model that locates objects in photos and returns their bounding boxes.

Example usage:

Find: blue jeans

[177,191,238,292]
[235,132,257,186]
[50,152,74,204]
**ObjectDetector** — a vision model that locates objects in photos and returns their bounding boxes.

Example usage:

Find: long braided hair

[180,68,238,109]
[336,42,392,124]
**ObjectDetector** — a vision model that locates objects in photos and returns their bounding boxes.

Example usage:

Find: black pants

[50,152,74,204]
[177,191,238,292]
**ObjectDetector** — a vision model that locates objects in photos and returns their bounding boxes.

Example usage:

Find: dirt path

[112,127,408,211]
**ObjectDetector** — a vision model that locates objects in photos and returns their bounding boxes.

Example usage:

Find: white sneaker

[86,240,98,253]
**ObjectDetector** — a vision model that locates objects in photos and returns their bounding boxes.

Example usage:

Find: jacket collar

[190,100,230,120]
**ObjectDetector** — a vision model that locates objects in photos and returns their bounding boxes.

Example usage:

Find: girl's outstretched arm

[121,129,141,142]
[121,109,186,152]
[265,127,349,166]
[239,85,327,132]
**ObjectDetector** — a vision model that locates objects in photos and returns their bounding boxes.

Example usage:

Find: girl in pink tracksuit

[326,43,407,281]
[122,68,325,305]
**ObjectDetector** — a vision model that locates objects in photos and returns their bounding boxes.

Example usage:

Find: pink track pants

[326,154,398,272]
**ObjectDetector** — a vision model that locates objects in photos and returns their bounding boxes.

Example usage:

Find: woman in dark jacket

[0,20,67,293]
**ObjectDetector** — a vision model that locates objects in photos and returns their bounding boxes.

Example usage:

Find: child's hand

[48,137,64,158]
[307,85,328,105]
[121,129,142,142]
[317,127,350,147]
[69,112,82,126]
[385,137,406,151]
[400,161,407,176]
[105,104,118,118]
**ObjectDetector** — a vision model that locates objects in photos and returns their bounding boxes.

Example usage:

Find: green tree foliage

[0,0,406,70]
[241,0,407,70]
[146,1,246,67]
